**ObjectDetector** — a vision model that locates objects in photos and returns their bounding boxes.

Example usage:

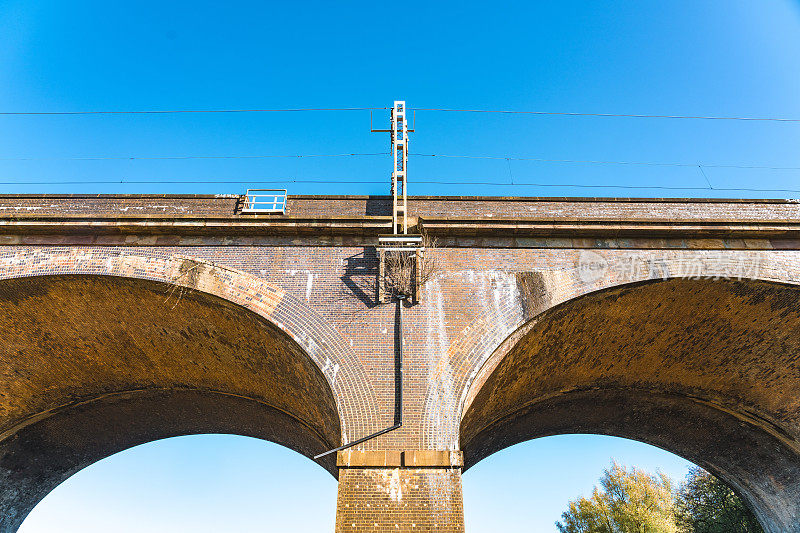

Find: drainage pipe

[314,294,405,460]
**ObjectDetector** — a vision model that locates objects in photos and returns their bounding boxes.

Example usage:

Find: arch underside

[461,278,800,533]
[0,275,341,533]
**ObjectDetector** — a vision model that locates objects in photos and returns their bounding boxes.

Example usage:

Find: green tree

[556,461,678,533]
[674,467,762,533]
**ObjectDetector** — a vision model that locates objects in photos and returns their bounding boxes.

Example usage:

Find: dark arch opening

[460,278,800,533]
[0,275,341,533]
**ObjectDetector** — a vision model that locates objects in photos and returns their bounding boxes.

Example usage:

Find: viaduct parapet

[1,194,800,532]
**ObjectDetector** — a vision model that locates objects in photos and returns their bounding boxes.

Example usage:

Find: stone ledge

[337,450,402,467]
[336,450,464,468]
[1,217,798,241]
[403,450,465,468]
[418,219,800,238]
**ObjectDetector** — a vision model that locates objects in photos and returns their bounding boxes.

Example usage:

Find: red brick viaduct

[0,194,799,532]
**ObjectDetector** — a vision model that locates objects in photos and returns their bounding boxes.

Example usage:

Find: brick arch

[0,249,384,532]
[421,250,800,449]
[0,248,378,439]
[457,276,800,533]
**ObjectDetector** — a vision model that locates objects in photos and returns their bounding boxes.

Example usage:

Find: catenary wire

[0,107,387,116]
[410,153,800,171]
[0,178,799,194]
[3,152,799,171]
[0,153,389,161]
[410,108,800,122]
[0,106,797,122]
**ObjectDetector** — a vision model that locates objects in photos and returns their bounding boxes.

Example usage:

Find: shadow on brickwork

[340,249,379,309]
[364,196,392,216]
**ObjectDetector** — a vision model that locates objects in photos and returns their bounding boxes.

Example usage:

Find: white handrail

[241,189,287,213]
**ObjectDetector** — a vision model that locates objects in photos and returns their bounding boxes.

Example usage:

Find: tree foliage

[556,463,763,533]
[556,462,678,533]
[674,467,762,533]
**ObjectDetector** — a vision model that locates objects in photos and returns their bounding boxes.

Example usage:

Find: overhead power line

[0,107,386,116]
[411,108,800,123]
[410,153,800,171]
[0,106,797,122]
[0,152,388,161]
[3,151,799,171]
[0,177,799,194]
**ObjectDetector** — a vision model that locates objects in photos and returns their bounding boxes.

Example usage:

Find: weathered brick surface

[336,468,464,532]
[0,248,380,441]
[0,195,799,532]
[1,194,799,222]
[0,194,242,216]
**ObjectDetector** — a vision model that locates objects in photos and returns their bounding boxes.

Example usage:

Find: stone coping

[337,450,464,468]
[0,193,796,204]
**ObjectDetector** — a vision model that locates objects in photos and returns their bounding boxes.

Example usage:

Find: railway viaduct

[0,193,799,532]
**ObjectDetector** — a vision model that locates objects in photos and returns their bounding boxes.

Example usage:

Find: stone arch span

[0,250,376,532]
[423,250,800,449]
[460,277,800,532]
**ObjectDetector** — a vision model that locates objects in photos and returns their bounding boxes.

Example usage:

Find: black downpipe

[314,295,405,460]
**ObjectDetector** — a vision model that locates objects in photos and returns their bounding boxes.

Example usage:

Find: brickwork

[1,194,799,222]
[336,469,464,532]
[0,247,380,444]
[0,195,799,532]
[431,248,800,449]
[0,194,242,216]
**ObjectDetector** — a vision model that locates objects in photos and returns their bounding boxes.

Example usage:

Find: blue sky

[4,1,798,531]
[19,435,693,533]
[1,1,800,197]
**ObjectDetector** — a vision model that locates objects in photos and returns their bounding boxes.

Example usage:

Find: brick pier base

[335,451,464,532]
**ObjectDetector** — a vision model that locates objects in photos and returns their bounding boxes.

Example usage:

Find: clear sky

[19,435,693,533]
[4,1,799,531]
[1,0,800,197]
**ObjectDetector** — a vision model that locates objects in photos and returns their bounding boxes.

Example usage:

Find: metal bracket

[370,109,415,133]
[376,235,424,304]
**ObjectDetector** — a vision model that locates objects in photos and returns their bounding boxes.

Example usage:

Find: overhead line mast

[391,101,409,234]
[372,100,415,234]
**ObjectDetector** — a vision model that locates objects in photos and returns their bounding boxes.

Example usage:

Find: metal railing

[241,189,287,214]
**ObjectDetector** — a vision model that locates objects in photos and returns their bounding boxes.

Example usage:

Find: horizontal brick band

[1,216,798,242]
[337,450,464,468]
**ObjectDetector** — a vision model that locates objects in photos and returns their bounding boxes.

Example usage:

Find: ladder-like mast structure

[373,100,424,303]
[391,101,409,234]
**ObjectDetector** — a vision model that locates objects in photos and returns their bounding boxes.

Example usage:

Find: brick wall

[1,195,799,532]
[336,469,463,532]
[1,194,799,221]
